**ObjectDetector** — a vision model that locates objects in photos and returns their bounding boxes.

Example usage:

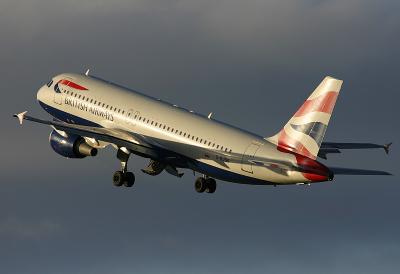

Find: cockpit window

[46,80,53,87]
[54,82,61,93]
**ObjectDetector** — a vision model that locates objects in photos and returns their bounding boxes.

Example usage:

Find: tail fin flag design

[268,76,343,160]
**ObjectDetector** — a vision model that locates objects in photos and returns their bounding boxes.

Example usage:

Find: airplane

[14,72,392,193]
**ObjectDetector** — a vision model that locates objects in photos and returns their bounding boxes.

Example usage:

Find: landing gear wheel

[195,177,207,193]
[113,171,124,187]
[205,178,217,193]
[124,172,135,187]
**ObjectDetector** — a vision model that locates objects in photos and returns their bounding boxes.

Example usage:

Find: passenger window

[151,121,154,125]
[217,145,219,149]
[163,125,166,130]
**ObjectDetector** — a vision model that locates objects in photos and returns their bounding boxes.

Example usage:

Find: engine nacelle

[49,130,98,158]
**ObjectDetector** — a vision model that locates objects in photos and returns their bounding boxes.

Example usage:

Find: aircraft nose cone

[36,86,46,103]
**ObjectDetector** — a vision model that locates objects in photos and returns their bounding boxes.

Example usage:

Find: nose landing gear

[113,148,135,188]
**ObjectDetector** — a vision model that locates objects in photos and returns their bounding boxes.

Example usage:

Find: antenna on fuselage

[208,112,213,119]
[85,69,90,76]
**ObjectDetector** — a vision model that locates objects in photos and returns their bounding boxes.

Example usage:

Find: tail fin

[267,76,343,159]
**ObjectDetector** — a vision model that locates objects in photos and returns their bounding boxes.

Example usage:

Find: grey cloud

[0,1,399,274]
[0,218,62,239]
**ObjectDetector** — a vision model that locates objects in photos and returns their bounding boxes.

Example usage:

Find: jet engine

[49,130,97,158]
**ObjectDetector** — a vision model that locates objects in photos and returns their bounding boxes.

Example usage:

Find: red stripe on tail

[277,129,315,159]
[294,91,338,117]
[277,130,331,182]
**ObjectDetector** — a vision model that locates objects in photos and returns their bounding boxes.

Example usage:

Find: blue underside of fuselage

[38,100,273,186]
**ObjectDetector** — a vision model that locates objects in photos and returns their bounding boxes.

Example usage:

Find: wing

[14,111,183,163]
[318,142,392,159]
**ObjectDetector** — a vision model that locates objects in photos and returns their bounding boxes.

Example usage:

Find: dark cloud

[0,1,399,273]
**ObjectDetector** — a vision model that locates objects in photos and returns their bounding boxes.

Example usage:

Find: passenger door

[53,88,63,105]
[53,77,73,105]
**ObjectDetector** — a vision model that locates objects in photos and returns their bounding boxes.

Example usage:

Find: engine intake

[49,130,97,158]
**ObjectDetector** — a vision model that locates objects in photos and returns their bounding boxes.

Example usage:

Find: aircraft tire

[113,171,124,187]
[124,172,135,187]
[205,178,216,193]
[195,177,207,193]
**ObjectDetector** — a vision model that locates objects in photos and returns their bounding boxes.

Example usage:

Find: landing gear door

[241,143,261,173]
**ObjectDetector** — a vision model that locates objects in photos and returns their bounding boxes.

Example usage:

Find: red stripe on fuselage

[58,79,88,91]
[294,91,338,117]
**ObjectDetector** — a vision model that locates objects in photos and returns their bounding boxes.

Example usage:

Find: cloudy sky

[0,0,399,273]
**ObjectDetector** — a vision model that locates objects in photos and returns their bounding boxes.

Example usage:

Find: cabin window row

[64,89,232,153]
[133,114,233,153]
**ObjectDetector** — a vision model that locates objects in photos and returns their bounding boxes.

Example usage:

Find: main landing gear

[113,148,135,187]
[195,177,217,194]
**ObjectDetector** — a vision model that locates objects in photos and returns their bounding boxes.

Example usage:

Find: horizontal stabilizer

[329,167,392,176]
[319,142,393,159]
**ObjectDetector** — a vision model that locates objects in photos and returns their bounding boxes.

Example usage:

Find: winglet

[14,111,28,125]
[384,142,392,154]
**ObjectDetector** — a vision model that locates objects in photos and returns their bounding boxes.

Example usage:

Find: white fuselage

[36,73,327,185]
